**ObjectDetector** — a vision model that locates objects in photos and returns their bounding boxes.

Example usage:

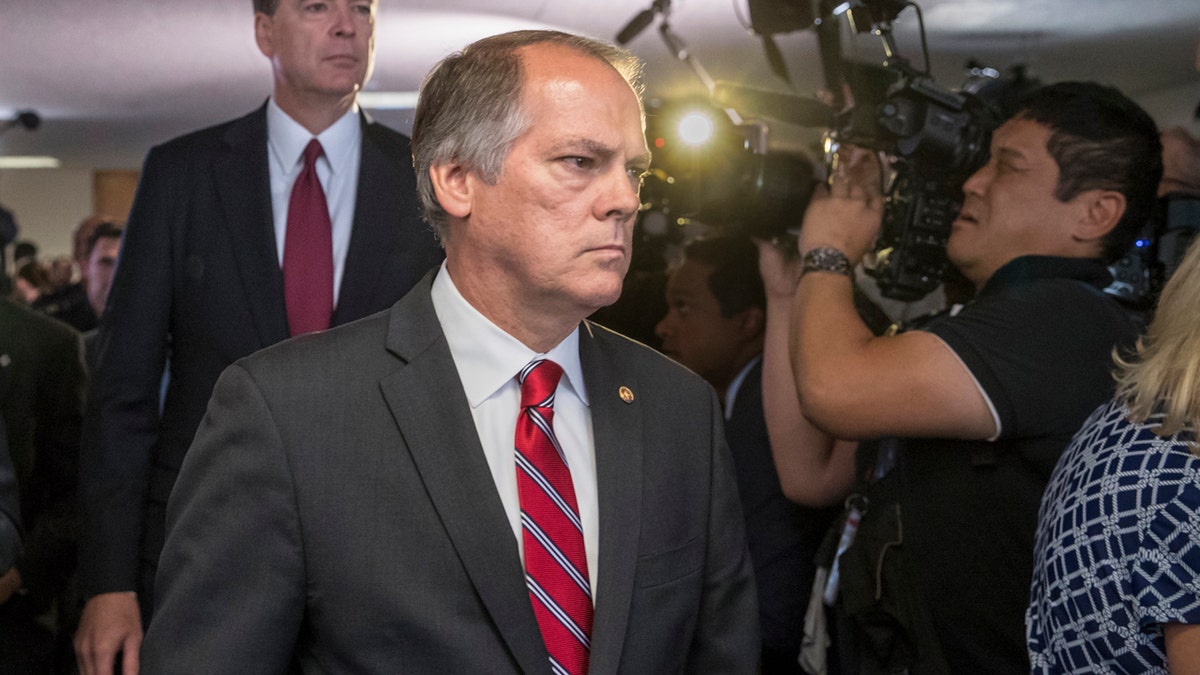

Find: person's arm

[789,151,995,441]
[0,416,21,600]
[17,324,85,609]
[76,146,176,675]
[140,364,304,674]
[756,240,857,507]
[1164,623,1200,674]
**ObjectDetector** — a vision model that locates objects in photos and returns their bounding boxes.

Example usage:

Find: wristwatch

[801,246,854,278]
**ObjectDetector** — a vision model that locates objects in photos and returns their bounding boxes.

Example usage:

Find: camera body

[836,68,1021,300]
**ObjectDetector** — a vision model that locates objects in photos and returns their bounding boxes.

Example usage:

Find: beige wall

[0,168,94,259]
[0,168,138,260]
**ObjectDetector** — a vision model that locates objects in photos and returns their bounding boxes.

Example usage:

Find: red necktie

[515,359,593,675]
[283,139,334,336]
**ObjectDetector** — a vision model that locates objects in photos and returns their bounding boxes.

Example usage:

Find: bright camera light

[677,111,716,147]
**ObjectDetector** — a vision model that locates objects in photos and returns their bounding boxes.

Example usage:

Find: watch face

[804,247,852,277]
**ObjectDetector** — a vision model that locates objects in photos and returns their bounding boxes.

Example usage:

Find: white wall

[0,168,94,259]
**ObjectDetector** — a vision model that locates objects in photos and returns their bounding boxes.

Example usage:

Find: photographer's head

[949,81,1161,289]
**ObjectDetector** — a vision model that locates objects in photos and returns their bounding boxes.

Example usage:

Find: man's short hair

[85,221,124,257]
[683,236,765,318]
[1015,81,1163,263]
[411,30,644,240]
[252,0,280,15]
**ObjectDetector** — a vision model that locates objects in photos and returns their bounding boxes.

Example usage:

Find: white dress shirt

[266,99,362,305]
[723,354,761,422]
[430,263,600,597]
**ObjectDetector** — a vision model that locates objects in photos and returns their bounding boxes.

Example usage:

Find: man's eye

[563,157,594,170]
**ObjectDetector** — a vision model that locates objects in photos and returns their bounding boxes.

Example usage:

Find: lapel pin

[618,386,634,404]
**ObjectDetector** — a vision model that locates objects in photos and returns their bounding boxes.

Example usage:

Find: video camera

[620,0,1034,300]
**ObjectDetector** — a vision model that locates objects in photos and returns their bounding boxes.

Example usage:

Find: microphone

[711,83,833,128]
[615,0,669,45]
[616,8,656,44]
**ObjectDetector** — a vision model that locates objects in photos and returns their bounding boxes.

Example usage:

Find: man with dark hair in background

[140,29,757,674]
[82,222,122,322]
[73,1,443,672]
[761,81,1160,673]
[657,235,838,673]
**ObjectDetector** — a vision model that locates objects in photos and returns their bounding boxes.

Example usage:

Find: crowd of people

[2,0,1200,673]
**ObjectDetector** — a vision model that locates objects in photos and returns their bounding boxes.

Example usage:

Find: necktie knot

[302,139,324,170]
[520,359,563,410]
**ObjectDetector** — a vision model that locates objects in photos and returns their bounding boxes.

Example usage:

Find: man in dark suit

[140,30,758,673]
[656,236,839,673]
[0,297,87,674]
[74,1,443,672]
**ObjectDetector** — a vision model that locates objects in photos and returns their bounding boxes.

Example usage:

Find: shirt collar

[266,98,361,175]
[979,255,1113,297]
[723,354,761,421]
[430,263,588,409]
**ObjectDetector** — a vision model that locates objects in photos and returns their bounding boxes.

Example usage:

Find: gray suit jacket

[79,104,443,608]
[141,270,759,673]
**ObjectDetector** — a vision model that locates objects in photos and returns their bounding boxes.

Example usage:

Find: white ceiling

[0,0,1198,169]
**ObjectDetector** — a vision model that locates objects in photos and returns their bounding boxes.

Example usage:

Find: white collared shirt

[266,99,362,304]
[430,263,600,597]
[723,354,762,421]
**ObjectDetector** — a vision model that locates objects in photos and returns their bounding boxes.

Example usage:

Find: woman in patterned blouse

[1027,234,1200,673]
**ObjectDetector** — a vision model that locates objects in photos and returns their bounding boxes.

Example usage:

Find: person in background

[0,290,86,674]
[13,260,52,306]
[83,222,123,321]
[38,217,119,333]
[656,234,839,673]
[1027,235,1200,674]
[140,29,758,674]
[1159,126,1200,196]
[73,0,443,672]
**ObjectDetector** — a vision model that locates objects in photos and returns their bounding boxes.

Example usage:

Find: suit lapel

[333,115,408,325]
[213,103,289,345]
[377,272,548,673]
[579,322,645,673]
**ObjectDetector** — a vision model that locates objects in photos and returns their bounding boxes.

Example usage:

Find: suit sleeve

[0,417,21,573]
[16,325,85,608]
[687,388,761,672]
[141,363,304,673]
[78,146,176,597]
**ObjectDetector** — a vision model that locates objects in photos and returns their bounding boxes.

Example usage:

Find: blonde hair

[1114,235,1200,450]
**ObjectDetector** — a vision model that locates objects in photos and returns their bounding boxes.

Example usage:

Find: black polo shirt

[854,256,1140,675]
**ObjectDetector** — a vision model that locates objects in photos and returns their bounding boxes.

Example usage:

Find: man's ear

[1073,189,1127,245]
[739,306,766,341]
[428,163,473,219]
[254,13,274,58]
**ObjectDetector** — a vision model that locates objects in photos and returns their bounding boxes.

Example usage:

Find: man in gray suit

[141,30,758,673]
[75,0,442,672]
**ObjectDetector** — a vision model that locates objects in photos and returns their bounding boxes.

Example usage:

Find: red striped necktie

[514,359,593,675]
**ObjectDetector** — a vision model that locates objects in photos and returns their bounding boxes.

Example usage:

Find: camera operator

[767,81,1160,674]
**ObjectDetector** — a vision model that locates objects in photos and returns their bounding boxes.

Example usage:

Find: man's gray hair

[410,30,644,240]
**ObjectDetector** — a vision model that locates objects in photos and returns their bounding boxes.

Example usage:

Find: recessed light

[0,156,60,169]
